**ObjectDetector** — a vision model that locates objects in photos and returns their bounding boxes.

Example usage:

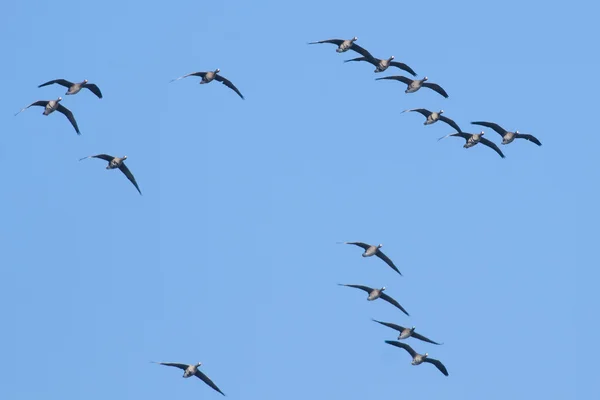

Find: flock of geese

[309,36,543,158]
[9,34,543,396]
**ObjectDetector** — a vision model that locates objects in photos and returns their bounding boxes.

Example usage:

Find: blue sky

[1,0,597,398]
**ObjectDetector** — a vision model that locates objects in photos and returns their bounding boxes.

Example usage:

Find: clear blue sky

[1,1,596,399]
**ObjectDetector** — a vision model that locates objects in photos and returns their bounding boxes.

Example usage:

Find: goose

[344,53,416,76]
[376,76,448,98]
[372,319,442,345]
[152,361,225,395]
[438,131,505,158]
[402,109,461,132]
[79,154,142,195]
[308,37,371,56]
[343,242,401,276]
[170,69,244,99]
[471,121,542,146]
[14,97,80,135]
[38,79,102,99]
[338,284,409,316]
[385,341,448,376]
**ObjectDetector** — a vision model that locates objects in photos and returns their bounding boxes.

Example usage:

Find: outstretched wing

[119,163,142,195]
[372,319,406,333]
[479,137,506,158]
[343,56,378,66]
[79,154,115,162]
[338,283,373,294]
[384,340,417,358]
[389,61,417,76]
[14,100,48,116]
[38,79,73,89]
[375,250,401,275]
[214,75,244,99]
[438,132,470,142]
[348,43,373,58]
[153,361,189,371]
[410,331,443,345]
[344,241,370,251]
[423,358,449,376]
[170,72,207,83]
[194,369,226,396]
[56,104,80,135]
[422,82,449,98]
[375,75,413,85]
[379,292,410,316]
[470,121,507,137]
[83,83,103,99]
[308,38,344,46]
[515,133,542,146]
[438,115,462,133]
[402,108,432,118]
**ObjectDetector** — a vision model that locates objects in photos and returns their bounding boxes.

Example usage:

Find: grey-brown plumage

[14,97,80,135]
[170,69,244,99]
[338,284,409,316]
[308,37,371,56]
[471,121,542,146]
[438,131,505,158]
[385,341,448,376]
[344,53,417,76]
[344,242,402,276]
[372,319,442,345]
[79,154,142,195]
[376,76,448,98]
[38,79,103,99]
[402,109,461,132]
[152,361,225,395]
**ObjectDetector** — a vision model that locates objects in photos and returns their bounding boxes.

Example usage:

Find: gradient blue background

[1,1,596,399]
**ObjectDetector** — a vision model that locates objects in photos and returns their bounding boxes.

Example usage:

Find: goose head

[352,36,358,41]
[83,79,89,84]
[57,97,63,102]
[424,353,429,358]
[422,76,428,82]
[439,110,444,114]
[377,243,383,249]
[515,130,520,134]
[388,55,395,61]
[215,68,221,73]
[380,286,386,292]
[479,131,485,136]
[196,362,202,367]
[122,156,128,160]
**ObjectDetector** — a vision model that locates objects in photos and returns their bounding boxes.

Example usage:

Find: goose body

[376,76,448,98]
[15,97,80,134]
[152,361,225,395]
[170,69,244,99]
[438,131,505,158]
[344,54,417,76]
[402,108,462,132]
[471,121,542,146]
[372,319,442,345]
[338,284,409,316]
[308,37,370,55]
[38,79,103,98]
[385,341,448,376]
[344,241,402,275]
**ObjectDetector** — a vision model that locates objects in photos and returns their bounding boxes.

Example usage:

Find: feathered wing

[479,137,506,158]
[470,121,507,137]
[389,61,417,76]
[402,108,432,118]
[308,38,344,45]
[423,358,449,376]
[375,250,402,275]
[379,292,410,316]
[410,331,442,345]
[83,83,103,99]
[438,115,462,133]
[79,154,115,162]
[170,72,207,83]
[515,133,542,146]
[214,75,244,99]
[14,100,48,116]
[194,369,226,396]
[56,104,81,135]
[384,340,417,358]
[375,75,413,85]
[344,241,371,251]
[421,82,449,98]
[38,79,73,89]
[118,163,142,195]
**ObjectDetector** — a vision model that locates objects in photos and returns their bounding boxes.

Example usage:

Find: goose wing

[438,132,470,142]
[402,108,432,118]
[421,82,449,98]
[153,361,190,371]
[372,319,406,332]
[470,121,507,137]
[14,100,48,116]
[56,103,80,135]
[379,292,410,316]
[384,340,417,358]
[83,83,103,99]
[348,43,374,58]
[375,75,413,85]
[515,133,542,146]
[410,331,443,345]
[38,79,73,89]
[479,137,506,158]
[308,38,344,46]
[343,56,378,66]
[389,61,417,76]
[375,249,402,276]
[338,284,373,294]
[214,75,244,99]
[79,154,115,162]
[170,72,207,83]
[344,241,371,251]
[438,115,462,133]
[423,357,449,376]
[119,162,142,195]
[194,369,225,396]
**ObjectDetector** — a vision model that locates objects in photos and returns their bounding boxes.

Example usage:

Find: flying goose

[38,79,103,99]
[376,76,448,98]
[438,131,505,158]
[308,37,371,56]
[14,97,80,135]
[402,109,462,132]
[385,340,448,376]
[471,121,542,146]
[343,242,402,276]
[152,361,225,395]
[372,319,442,345]
[79,154,142,195]
[170,69,244,99]
[338,284,409,316]
[344,53,416,76]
